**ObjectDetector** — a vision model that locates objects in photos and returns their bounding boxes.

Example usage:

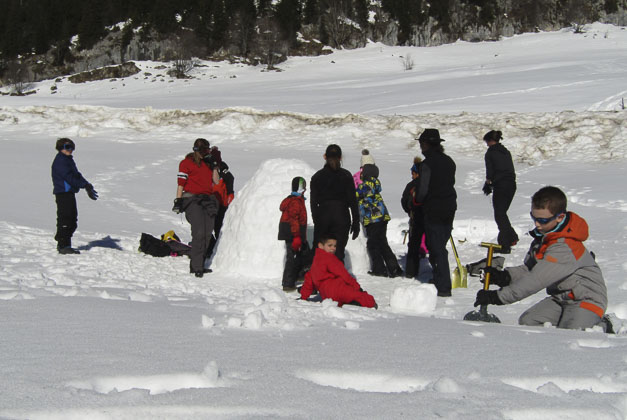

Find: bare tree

[169,32,203,78]
[322,0,352,48]
[401,54,414,71]
[254,17,287,70]
[6,60,33,95]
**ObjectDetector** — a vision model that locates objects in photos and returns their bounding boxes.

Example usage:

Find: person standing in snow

[352,149,375,188]
[310,144,360,263]
[172,138,226,278]
[414,129,457,297]
[356,162,403,277]
[51,138,98,254]
[278,176,310,292]
[482,130,518,254]
[475,186,609,331]
[206,146,234,258]
[401,156,428,278]
[300,233,377,308]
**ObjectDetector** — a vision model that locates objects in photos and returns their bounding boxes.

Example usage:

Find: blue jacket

[51,152,89,194]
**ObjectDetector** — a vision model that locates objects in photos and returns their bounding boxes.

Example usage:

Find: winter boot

[58,246,80,255]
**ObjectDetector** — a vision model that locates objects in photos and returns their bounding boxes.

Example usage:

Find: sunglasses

[530,211,562,225]
[62,144,75,151]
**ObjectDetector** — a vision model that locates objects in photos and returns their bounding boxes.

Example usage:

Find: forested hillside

[1,0,625,86]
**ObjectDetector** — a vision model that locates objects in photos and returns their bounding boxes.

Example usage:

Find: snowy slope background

[1,23,627,419]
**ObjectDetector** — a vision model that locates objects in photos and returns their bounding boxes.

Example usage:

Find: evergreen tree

[275,0,302,47]
[77,0,107,50]
[354,0,370,28]
[303,0,320,24]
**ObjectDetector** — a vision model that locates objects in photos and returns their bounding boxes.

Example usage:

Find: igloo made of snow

[211,159,369,279]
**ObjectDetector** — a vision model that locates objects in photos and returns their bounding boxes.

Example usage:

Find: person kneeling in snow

[474,186,609,331]
[300,233,377,309]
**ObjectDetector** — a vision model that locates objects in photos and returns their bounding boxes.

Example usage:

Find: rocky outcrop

[68,62,141,83]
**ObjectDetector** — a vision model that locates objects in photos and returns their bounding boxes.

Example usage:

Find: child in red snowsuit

[300,234,377,308]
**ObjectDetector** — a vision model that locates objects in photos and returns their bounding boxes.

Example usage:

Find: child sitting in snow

[475,186,612,331]
[300,233,377,308]
[278,177,310,292]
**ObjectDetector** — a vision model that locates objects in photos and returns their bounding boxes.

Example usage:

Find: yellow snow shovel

[450,236,467,289]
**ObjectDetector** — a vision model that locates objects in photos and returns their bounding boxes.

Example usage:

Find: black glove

[474,290,503,307]
[203,154,218,169]
[482,182,493,196]
[350,221,360,240]
[172,198,184,214]
[85,183,98,200]
[480,267,511,287]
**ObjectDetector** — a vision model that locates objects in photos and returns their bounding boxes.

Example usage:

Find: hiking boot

[601,313,623,334]
[190,268,212,274]
[283,286,297,292]
[367,271,388,278]
[388,268,404,278]
[437,290,452,297]
[58,246,80,255]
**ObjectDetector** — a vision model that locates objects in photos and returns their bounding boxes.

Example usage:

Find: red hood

[536,212,588,260]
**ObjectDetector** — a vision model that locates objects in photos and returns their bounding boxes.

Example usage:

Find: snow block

[389,284,437,315]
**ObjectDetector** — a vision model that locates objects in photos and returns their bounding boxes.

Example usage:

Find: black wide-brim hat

[417,128,445,143]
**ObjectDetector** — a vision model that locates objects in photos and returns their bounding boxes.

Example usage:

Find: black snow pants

[365,220,401,275]
[405,209,425,278]
[282,240,311,288]
[55,192,78,249]
[492,181,518,248]
[184,194,219,273]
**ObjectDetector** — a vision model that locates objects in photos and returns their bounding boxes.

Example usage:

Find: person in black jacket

[482,130,518,254]
[401,157,426,278]
[310,144,360,263]
[207,146,235,258]
[414,129,457,297]
[51,138,98,254]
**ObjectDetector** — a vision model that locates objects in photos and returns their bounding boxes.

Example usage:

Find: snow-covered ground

[1,23,627,419]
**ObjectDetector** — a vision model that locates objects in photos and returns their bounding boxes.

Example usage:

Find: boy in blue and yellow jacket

[356,164,403,278]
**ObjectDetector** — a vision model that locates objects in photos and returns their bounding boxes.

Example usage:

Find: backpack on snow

[138,230,192,257]
[139,233,171,257]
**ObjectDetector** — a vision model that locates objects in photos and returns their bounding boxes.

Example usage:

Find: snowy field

[1,23,627,419]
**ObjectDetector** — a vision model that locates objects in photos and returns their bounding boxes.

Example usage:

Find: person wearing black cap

[482,130,518,254]
[414,129,457,297]
[401,156,428,278]
[172,138,227,278]
[51,137,98,254]
[206,146,235,258]
[278,176,309,291]
[310,144,360,263]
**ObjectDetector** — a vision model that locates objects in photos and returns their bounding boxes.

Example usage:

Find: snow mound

[212,158,369,278]
[211,159,315,278]
[389,283,437,315]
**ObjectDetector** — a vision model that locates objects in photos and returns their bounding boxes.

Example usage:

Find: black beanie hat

[291,176,306,192]
[483,130,503,142]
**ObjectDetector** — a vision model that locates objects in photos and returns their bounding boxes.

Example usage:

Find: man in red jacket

[300,234,377,308]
